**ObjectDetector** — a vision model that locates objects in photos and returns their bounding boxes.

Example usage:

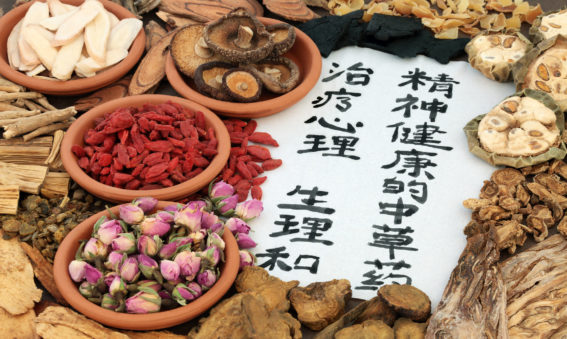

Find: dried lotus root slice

[521,96,556,125]
[478,128,507,154]
[531,9,567,43]
[520,120,559,145]
[466,33,530,82]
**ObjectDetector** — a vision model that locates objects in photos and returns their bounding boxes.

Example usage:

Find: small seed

[549,23,562,29]
[528,130,543,137]
[535,80,552,93]
[541,25,549,32]
[502,37,515,48]
[501,100,519,113]
[537,63,550,81]
[554,70,562,77]
[488,36,501,45]
[529,140,543,150]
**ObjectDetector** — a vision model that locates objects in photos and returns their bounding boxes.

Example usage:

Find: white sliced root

[18,2,49,68]
[108,11,119,28]
[107,18,142,51]
[23,25,58,71]
[75,48,127,77]
[7,20,22,69]
[53,0,101,46]
[52,34,84,80]
[84,4,111,64]
[47,0,75,16]
[25,65,46,77]
[40,9,78,31]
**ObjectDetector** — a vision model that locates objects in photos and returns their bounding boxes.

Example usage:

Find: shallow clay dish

[53,201,240,330]
[165,17,322,118]
[0,0,145,96]
[61,95,230,203]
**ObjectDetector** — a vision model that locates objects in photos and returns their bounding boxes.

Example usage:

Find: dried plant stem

[0,109,40,120]
[3,107,76,139]
[23,120,73,142]
[0,92,42,101]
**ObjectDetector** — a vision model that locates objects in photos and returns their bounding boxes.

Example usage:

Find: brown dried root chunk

[0,307,36,339]
[289,279,352,331]
[335,319,393,339]
[235,266,299,312]
[425,231,508,338]
[188,293,301,339]
[491,168,525,186]
[377,284,430,322]
[394,318,427,339]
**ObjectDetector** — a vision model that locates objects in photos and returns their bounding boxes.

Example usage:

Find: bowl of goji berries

[61,95,231,203]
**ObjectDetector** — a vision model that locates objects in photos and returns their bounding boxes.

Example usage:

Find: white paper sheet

[248,46,515,307]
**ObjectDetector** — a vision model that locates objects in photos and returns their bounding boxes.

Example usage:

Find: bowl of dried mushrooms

[53,200,240,330]
[165,9,322,118]
[0,0,145,96]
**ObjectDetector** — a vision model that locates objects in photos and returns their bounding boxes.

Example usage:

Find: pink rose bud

[96,220,123,245]
[200,245,221,267]
[158,290,172,299]
[125,289,161,314]
[133,197,158,213]
[210,181,235,199]
[84,263,102,284]
[105,251,124,271]
[69,260,87,282]
[120,257,140,282]
[160,260,180,281]
[197,269,217,289]
[201,211,222,231]
[185,200,206,212]
[174,208,202,232]
[225,217,250,235]
[172,282,203,305]
[119,204,145,224]
[104,272,119,287]
[139,217,171,237]
[207,232,225,250]
[101,293,119,310]
[111,233,136,254]
[137,280,161,292]
[239,250,255,269]
[137,235,160,257]
[236,233,257,249]
[174,251,201,280]
[218,195,238,214]
[138,254,159,279]
[164,204,181,212]
[189,230,206,245]
[109,276,127,297]
[79,281,96,298]
[156,211,174,224]
[83,238,108,261]
[235,199,263,221]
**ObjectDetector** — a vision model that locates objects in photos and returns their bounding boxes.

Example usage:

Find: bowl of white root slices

[0,0,145,95]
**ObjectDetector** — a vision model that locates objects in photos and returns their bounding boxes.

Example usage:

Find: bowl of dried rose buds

[60,94,231,203]
[0,0,145,96]
[53,198,240,330]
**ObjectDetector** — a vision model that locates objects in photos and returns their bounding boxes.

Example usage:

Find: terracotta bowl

[165,17,322,118]
[53,201,240,330]
[61,95,230,203]
[0,0,145,96]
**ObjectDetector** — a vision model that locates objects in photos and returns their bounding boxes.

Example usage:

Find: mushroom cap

[222,68,262,102]
[194,61,235,101]
[171,24,221,78]
[246,57,300,94]
[266,23,296,57]
[204,8,274,64]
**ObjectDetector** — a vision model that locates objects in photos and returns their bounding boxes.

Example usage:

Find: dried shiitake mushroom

[222,68,262,102]
[377,284,431,322]
[193,61,234,101]
[203,8,274,64]
[266,23,296,57]
[171,24,221,78]
[466,32,531,82]
[246,57,300,94]
[530,9,567,44]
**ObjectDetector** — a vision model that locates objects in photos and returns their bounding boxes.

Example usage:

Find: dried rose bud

[101,293,119,310]
[156,211,174,224]
[120,256,140,283]
[111,233,136,254]
[172,282,203,305]
[218,195,238,215]
[109,276,127,297]
[210,181,234,200]
[137,280,161,292]
[139,218,171,237]
[79,281,97,298]
[207,232,225,251]
[137,235,160,257]
[104,272,120,287]
[125,288,161,314]
[199,245,221,267]
[160,259,180,281]
[185,200,206,212]
[83,238,108,261]
[69,260,87,282]
[138,254,159,279]
[158,290,172,299]
[201,211,223,232]
[84,264,103,284]
[105,251,124,271]
[239,250,255,269]
[235,199,263,221]
[164,204,182,212]
[197,269,217,290]
[174,208,202,232]
[225,217,250,235]
[119,204,145,224]
[133,197,158,213]
[236,233,257,249]
[96,220,123,245]
[174,251,201,281]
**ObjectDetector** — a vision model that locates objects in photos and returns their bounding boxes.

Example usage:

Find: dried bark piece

[128,29,180,96]
[188,293,301,339]
[74,76,130,112]
[235,266,299,312]
[263,0,320,22]
[145,20,167,51]
[0,185,19,215]
[0,307,37,339]
[289,279,352,331]
[0,161,48,194]
[156,11,200,29]
[377,284,431,322]
[425,231,508,339]
[335,319,394,339]
[158,0,263,23]
[19,242,67,305]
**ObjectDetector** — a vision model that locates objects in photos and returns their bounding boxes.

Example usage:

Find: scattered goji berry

[262,159,282,171]
[251,185,262,200]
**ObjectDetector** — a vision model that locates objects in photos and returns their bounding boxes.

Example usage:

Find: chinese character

[305,116,363,134]
[322,62,374,86]
[312,88,361,112]
[383,177,404,194]
[382,149,437,179]
[369,224,417,258]
[364,258,411,270]
[291,217,334,246]
[392,94,419,118]
[398,68,431,90]
[429,73,459,98]
[270,214,300,237]
[323,136,360,160]
[378,198,418,225]
[387,122,453,151]
[408,180,428,204]
[420,99,448,123]
[277,186,336,214]
[256,247,292,271]
[294,255,320,274]
[298,135,330,155]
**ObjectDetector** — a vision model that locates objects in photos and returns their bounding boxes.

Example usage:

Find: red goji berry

[160,179,174,187]
[85,130,105,145]
[113,157,124,171]
[71,145,85,158]
[236,160,252,180]
[102,136,115,153]
[242,120,257,135]
[247,145,271,160]
[236,188,249,202]
[78,157,89,170]
[113,172,134,185]
[235,179,251,192]
[145,172,169,184]
[227,174,242,186]
[115,144,130,166]
[125,179,141,190]
[222,168,234,182]
[248,132,279,147]
[98,153,112,167]
[252,176,267,185]
[167,157,179,173]
[143,152,163,166]
[186,167,203,179]
[248,161,263,174]
[262,159,282,171]
[182,158,194,173]
[246,163,258,177]
[118,129,129,145]
[251,185,262,200]
[193,157,210,168]
[84,146,94,157]
[202,148,218,157]
[100,167,110,176]
[145,141,173,152]
[195,111,206,130]
[131,164,145,177]
[146,163,168,178]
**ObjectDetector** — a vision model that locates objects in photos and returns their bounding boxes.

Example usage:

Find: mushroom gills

[222,69,262,102]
